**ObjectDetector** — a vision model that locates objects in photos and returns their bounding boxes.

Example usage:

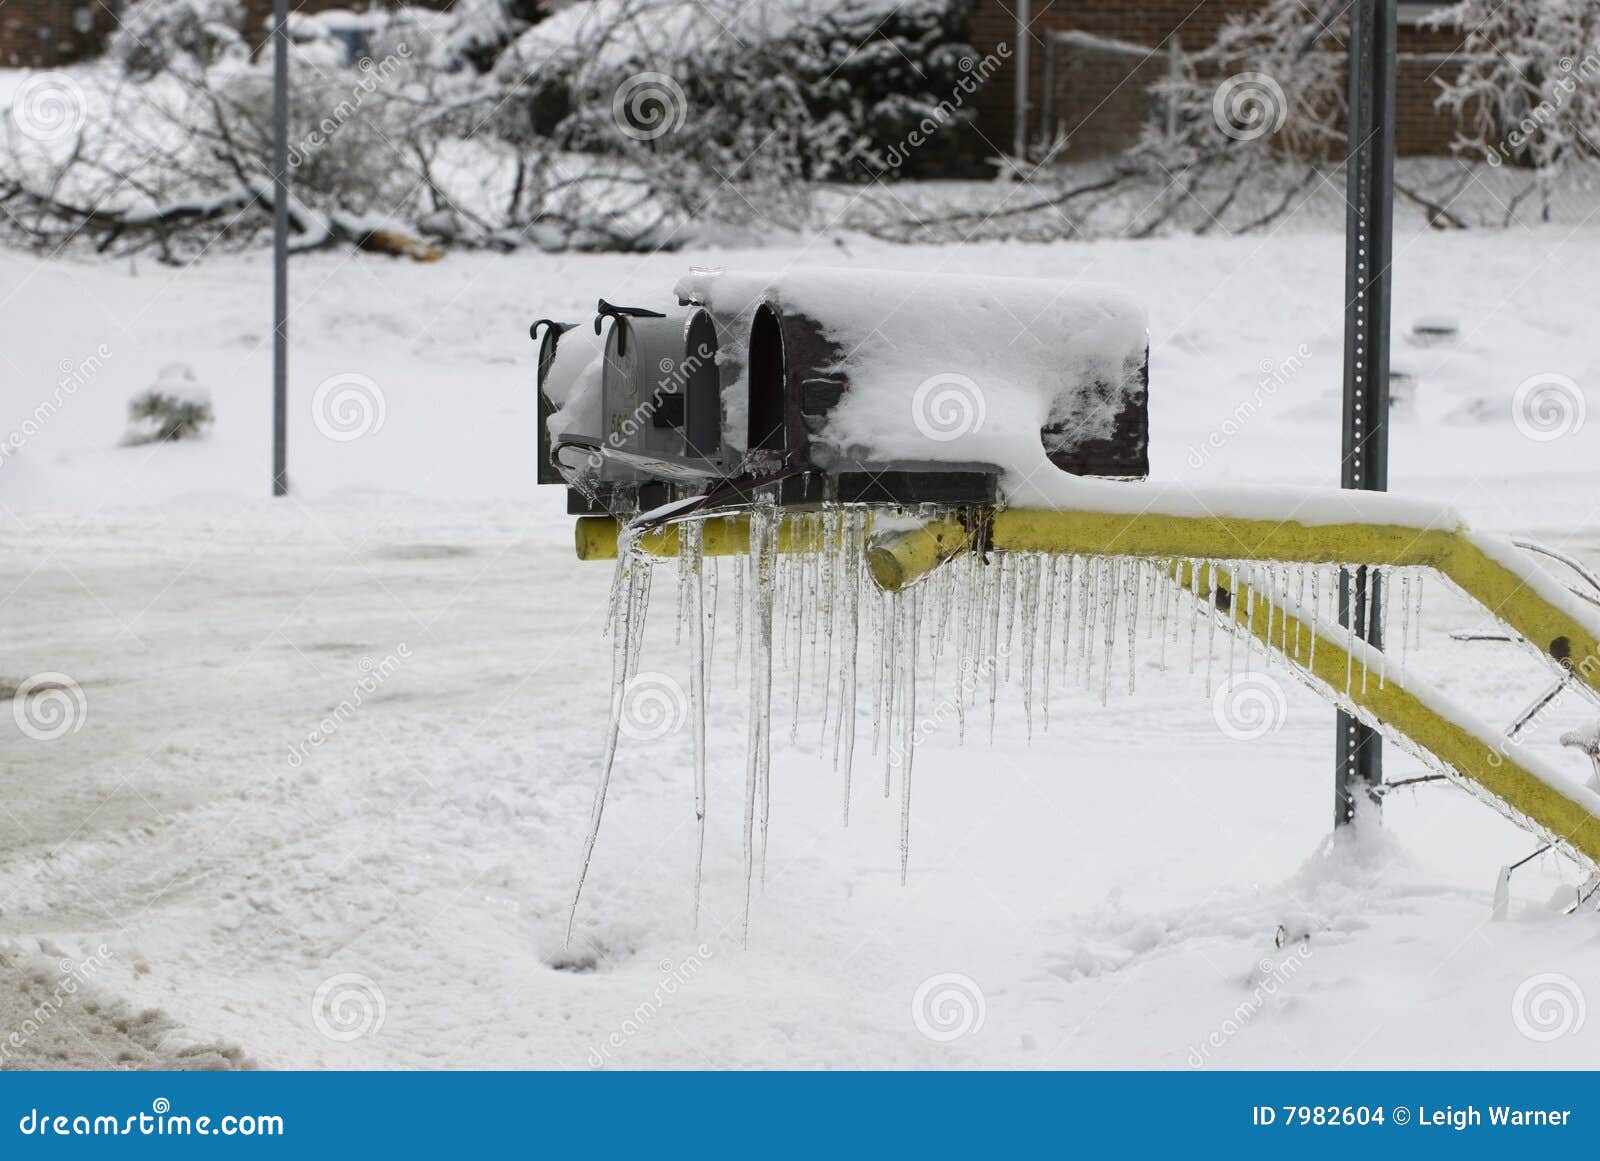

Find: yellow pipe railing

[575,505,1600,865]
[1198,561,1600,866]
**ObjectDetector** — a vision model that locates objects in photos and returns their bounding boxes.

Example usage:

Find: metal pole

[271,0,289,497]
[1013,0,1031,159]
[1335,0,1396,825]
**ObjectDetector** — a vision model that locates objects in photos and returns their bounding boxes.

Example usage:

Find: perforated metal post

[271,0,289,498]
[1336,0,1397,825]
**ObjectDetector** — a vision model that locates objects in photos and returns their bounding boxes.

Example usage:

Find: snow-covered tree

[110,0,247,80]
[1436,0,1600,198]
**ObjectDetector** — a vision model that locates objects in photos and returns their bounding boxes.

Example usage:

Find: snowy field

[4,220,1600,1069]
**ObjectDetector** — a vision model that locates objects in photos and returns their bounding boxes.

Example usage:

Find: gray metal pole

[271,0,289,497]
[1013,0,1030,158]
[1335,0,1397,825]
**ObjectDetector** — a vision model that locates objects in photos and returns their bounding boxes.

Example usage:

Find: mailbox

[538,269,1150,520]
[538,300,726,516]
[597,302,723,484]
[677,268,1150,505]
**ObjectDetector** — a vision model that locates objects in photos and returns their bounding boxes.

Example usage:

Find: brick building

[967,0,1471,160]
[1,0,119,66]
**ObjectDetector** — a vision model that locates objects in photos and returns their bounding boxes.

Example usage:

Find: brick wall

[1,0,120,67]
[966,0,1472,161]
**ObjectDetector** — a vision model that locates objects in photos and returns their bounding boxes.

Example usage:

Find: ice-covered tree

[1436,0,1600,211]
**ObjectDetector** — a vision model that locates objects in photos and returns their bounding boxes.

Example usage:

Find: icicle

[1040,555,1057,731]
[1002,551,1018,683]
[1399,569,1410,683]
[1360,567,1374,695]
[1157,558,1172,669]
[1263,568,1276,661]
[1204,561,1217,697]
[1343,569,1356,695]
[1100,558,1120,705]
[1243,574,1256,675]
[1227,564,1239,681]
[1125,559,1140,695]
[1188,558,1202,674]
[733,547,746,685]
[807,513,822,683]
[1294,566,1307,661]
[1082,557,1101,691]
[954,551,974,742]
[1308,567,1320,671]
[1377,567,1390,689]
[987,555,1003,742]
[1061,555,1079,683]
[1144,556,1158,638]
[1412,571,1424,651]
[684,522,708,932]
[819,510,840,736]
[885,592,901,796]
[567,552,642,947]
[876,585,889,758]
[899,586,921,886]
[627,564,652,677]
[706,555,719,662]
[839,511,862,824]
[742,500,779,940]
[675,540,691,646]
[1021,555,1041,738]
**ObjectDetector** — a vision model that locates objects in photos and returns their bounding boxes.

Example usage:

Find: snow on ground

[3,219,1600,1068]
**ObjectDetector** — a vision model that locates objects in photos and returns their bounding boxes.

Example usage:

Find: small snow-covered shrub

[111,0,246,80]
[122,366,214,445]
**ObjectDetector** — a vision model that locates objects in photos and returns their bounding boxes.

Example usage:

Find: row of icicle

[566,504,1428,945]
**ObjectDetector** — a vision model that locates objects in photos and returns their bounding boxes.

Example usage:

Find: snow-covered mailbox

[537,269,1150,516]
[537,301,725,508]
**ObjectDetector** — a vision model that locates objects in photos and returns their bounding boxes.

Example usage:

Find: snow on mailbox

[676,267,1149,488]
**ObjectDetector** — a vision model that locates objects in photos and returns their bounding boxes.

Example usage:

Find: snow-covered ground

[3,221,1600,1068]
